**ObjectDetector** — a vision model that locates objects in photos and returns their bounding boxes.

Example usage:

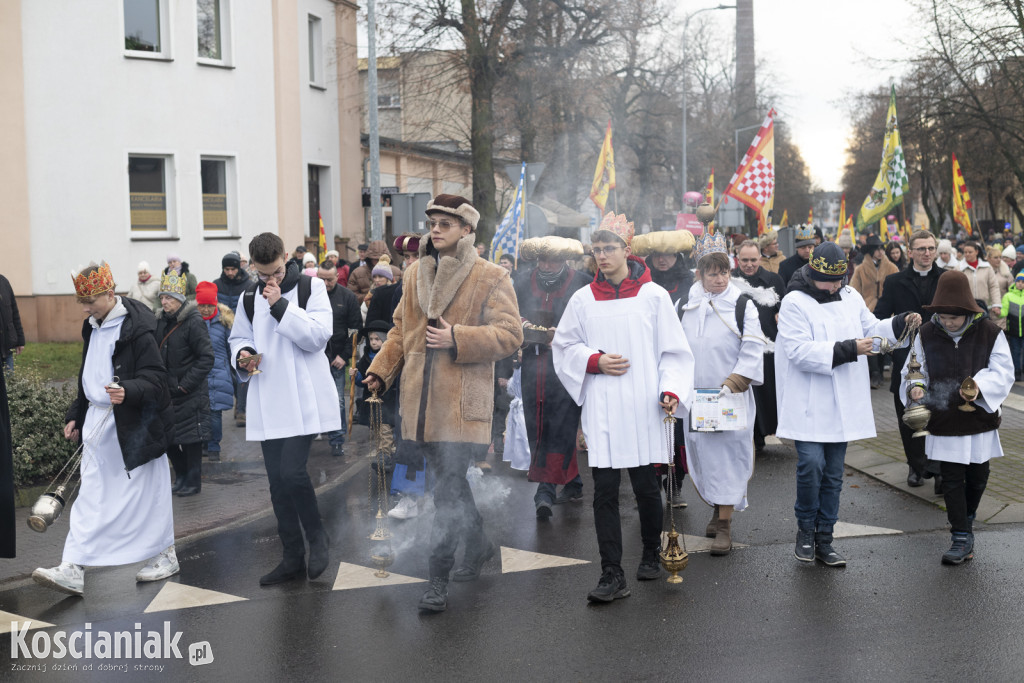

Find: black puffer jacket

[155,301,213,445]
[66,297,175,472]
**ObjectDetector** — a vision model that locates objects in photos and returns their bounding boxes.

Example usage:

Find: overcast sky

[687,0,923,191]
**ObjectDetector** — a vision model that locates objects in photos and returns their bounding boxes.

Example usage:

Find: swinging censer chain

[366,388,394,577]
[659,414,689,584]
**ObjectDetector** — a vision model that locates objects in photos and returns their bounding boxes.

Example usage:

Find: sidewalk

[1,416,373,586]
[840,375,1024,525]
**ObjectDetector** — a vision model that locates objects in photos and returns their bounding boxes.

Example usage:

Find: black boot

[176,447,202,496]
[814,530,847,567]
[794,528,814,562]
[636,547,662,581]
[259,557,306,586]
[452,540,496,582]
[171,475,186,493]
[933,475,943,496]
[941,532,974,565]
[307,531,330,580]
[418,577,449,612]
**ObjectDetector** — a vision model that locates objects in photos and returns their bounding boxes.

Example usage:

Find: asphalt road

[2,446,1022,682]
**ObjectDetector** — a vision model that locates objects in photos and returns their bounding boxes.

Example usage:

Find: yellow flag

[318,212,327,262]
[856,86,910,228]
[952,154,973,236]
[589,121,615,212]
[705,169,715,232]
[780,210,789,227]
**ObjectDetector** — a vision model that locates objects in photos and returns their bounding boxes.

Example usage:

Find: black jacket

[155,302,213,445]
[365,282,400,329]
[0,275,24,356]
[873,263,944,393]
[213,270,252,311]
[647,256,695,304]
[778,253,809,286]
[324,283,362,362]
[66,297,175,472]
[731,266,784,340]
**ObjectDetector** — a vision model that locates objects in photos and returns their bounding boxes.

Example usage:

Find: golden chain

[663,414,686,553]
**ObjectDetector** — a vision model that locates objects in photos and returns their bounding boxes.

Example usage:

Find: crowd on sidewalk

[0,196,1019,611]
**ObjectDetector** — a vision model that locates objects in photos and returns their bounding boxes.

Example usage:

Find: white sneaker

[32,562,84,597]
[388,496,420,520]
[136,545,180,582]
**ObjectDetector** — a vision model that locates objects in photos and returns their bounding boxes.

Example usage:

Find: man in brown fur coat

[365,194,523,612]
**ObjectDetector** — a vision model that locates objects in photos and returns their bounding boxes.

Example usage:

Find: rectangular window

[124,0,171,59]
[308,14,323,87]
[201,158,228,233]
[378,94,401,109]
[129,154,174,235]
[197,0,221,60]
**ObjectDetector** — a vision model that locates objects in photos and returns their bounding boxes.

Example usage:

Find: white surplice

[899,328,1014,465]
[63,298,174,566]
[679,282,765,510]
[229,278,340,441]
[553,282,695,469]
[776,286,901,443]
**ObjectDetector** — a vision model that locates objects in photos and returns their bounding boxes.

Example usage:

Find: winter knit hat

[1016,272,1024,282]
[195,281,218,306]
[807,242,848,282]
[138,261,151,274]
[222,252,241,269]
[1002,245,1016,260]
[371,255,395,282]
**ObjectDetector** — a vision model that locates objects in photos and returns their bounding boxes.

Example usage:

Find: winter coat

[347,240,402,303]
[1001,286,1024,338]
[66,297,175,471]
[778,253,809,286]
[163,264,198,301]
[324,282,362,363]
[731,266,785,340]
[760,251,784,275]
[127,276,161,314]
[849,256,899,312]
[204,304,235,411]
[367,234,523,445]
[647,256,695,304]
[0,274,25,356]
[214,270,252,311]
[958,259,1001,311]
[365,282,401,328]
[155,301,213,445]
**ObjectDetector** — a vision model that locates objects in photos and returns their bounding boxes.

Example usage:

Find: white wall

[299,0,342,244]
[21,0,279,294]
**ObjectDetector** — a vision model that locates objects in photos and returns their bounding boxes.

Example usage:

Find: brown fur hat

[425,194,480,231]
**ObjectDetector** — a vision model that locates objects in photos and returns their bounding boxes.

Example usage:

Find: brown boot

[710,518,732,556]
[705,505,720,538]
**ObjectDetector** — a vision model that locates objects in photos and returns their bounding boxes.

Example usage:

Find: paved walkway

[839,375,1024,525]
[2,416,373,585]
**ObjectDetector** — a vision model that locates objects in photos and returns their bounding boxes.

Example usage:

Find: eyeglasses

[256,266,286,282]
[591,246,623,256]
[912,246,937,253]
[427,219,459,230]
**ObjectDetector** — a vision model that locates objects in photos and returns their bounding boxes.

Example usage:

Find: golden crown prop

[71,263,115,299]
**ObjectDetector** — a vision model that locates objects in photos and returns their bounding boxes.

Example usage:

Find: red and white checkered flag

[723,109,776,235]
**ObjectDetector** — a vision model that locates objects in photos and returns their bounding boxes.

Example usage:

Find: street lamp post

[734,123,761,169]
[681,4,735,204]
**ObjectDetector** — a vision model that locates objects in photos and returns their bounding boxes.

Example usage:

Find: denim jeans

[534,475,583,505]
[1008,335,1024,376]
[794,440,848,534]
[207,409,223,452]
[326,366,348,447]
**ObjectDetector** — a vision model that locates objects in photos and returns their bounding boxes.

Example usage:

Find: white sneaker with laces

[32,562,84,596]
[136,545,180,582]
[388,496,420,520]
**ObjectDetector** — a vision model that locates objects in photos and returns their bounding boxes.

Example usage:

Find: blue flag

[489,163,526,263]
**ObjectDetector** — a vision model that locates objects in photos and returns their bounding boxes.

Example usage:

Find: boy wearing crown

[32,264,177,596]
[553,213,694,603]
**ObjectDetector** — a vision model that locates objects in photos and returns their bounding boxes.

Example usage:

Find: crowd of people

[3,195,1017,613]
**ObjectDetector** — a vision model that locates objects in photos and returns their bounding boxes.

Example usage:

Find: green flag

[856,86,910,229]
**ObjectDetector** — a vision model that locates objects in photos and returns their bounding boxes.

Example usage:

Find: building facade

[0,0,362,342]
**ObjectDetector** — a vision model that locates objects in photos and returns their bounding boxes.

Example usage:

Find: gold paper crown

[72,263,115,299]
[159,271,187,297]
[809,252,848,276]
[597,212,635,246]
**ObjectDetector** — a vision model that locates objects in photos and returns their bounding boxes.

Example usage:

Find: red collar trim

[590,256,651,301]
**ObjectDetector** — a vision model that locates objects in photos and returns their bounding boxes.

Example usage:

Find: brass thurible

[901,333,931,438]
[659,415,689,583]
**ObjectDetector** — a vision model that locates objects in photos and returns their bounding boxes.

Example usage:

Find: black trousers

[892,394,939,476]
[592,465,663,574]
[939,460,990,534]
[261,435,322,560]
[426,442,487,577]
[168,442,202,488]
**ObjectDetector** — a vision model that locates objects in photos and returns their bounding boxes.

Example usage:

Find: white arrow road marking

[144,582,247,613]
[0,610,53,633]
[500,546,590,573]
[332,562,425,590]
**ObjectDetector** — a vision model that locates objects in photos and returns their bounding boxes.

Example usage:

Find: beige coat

[761,252,784,274]
[347,240,402,303]
[959,260,1002,312]
[367,234,523,444]
[849,256,899,312]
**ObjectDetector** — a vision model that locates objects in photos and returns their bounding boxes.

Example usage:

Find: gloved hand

[717,385,732,399]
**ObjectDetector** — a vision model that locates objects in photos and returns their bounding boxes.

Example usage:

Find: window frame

[198,154,240,239]
[122,0,174,62]
[126,151,178,240]
[196,0,234,68]
[307,13,325,90]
